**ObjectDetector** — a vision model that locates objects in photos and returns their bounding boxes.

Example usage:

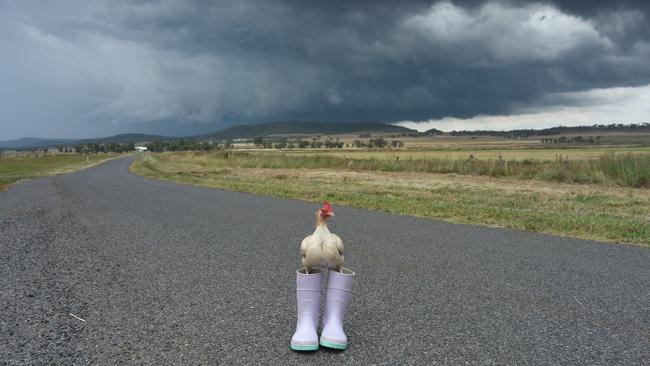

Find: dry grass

[280,146,650,161]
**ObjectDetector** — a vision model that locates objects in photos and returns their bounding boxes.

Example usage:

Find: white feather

[301,218,344,271]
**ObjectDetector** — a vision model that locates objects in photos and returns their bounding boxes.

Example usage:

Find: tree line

[449,123,650,138]
[72,143,136,153]
[351,137,402,148]
[540,136,598,144]
[2,143,137,154]
[252,136,403,149]
[253,137,345,149]
[145,140,232,152]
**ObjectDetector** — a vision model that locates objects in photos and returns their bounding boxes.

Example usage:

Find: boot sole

[319,339,347,350]
[290,344,319,351]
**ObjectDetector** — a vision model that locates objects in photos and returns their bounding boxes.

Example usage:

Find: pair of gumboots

[290,267,355,351]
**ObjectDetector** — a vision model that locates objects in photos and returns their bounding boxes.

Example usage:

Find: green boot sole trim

[290,344,319,351]
[319,339,347,350]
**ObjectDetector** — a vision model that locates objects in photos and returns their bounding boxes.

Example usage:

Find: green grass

[130,152,650,247]
[0,153,118,189]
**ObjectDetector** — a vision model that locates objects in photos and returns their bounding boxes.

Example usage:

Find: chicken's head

[317,201,334,219]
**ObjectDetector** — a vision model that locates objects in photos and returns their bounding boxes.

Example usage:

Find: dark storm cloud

[1,0,650,138]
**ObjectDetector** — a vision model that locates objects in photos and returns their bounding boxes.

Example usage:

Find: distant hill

[76,133,171,144]
[447,123,650,138]
[193,121,415,140]
[0,134,171,150]
[422,128,444,135]
[0,137,75,149]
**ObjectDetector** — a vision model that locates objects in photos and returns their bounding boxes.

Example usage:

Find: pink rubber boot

[320,268,355,350]
[290,268,322,351]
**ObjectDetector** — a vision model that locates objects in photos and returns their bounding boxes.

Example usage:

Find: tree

[370,137,387,148]
[253,136,264,146]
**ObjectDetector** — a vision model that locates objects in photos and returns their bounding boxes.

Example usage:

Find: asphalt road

[1,157,648,365]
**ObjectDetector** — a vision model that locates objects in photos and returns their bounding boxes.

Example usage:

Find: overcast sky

[2,0,650,139]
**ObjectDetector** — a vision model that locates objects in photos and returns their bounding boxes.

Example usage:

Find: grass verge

[134,150,650,187]
[0,153,119,190]
[130,152,650,247]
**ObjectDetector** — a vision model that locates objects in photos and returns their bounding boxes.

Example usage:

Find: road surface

[1,157,648,364]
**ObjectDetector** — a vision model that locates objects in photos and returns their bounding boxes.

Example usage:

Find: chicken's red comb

[321,201,332,212]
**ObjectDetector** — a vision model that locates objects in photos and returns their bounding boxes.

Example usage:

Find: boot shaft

[320,268,355,350]
[295,268,322,329]
[324,268,355,316]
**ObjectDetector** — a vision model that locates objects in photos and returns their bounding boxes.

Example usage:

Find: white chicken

[300,202,344,273]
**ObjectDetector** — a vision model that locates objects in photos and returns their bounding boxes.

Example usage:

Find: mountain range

[0,137,77,149]
[0,121,413,149]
